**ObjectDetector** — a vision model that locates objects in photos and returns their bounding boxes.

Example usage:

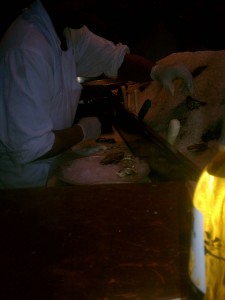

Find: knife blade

[138,99,151,122]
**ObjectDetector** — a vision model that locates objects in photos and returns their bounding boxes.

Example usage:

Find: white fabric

[0,0,129,189]
[65,26,129,78]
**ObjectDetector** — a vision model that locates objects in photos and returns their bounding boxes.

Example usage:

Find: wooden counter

[0,181,193,300]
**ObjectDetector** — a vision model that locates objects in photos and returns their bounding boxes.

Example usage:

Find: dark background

[1,0,225,61]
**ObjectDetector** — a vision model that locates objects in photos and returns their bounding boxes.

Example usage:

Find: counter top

[0,181,193,300]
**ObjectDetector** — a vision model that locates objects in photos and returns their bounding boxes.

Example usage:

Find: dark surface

[2,1,225,58]
[0,181,193,300]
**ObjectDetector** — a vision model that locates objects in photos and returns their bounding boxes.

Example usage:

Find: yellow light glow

[192,163,225,299]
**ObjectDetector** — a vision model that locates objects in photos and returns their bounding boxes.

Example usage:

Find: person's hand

[150,63,193,96]
[77,117,101,141]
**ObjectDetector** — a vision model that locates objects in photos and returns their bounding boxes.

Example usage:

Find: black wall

[1,0,225,60]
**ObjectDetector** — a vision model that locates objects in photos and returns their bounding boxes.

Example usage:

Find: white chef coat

[0,0,129,189]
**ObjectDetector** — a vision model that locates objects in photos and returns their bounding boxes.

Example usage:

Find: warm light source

[189,150,225,299]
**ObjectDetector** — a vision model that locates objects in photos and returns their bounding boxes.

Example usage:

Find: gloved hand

[150,63,193,96]
[77,117,101,141]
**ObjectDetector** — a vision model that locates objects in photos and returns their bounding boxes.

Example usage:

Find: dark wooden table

[0,181,193,300]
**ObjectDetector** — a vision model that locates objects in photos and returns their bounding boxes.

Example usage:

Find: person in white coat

[0,0,193,189]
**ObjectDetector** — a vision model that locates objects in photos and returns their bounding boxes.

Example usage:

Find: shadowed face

[41,0,103,29]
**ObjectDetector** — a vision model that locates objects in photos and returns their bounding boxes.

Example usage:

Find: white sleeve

[67,26,130,78]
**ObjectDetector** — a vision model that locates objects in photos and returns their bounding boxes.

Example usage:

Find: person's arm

[118,53,193,96]
[38,125,84,159]
[38,116,101,160]
[117,53,155,82]
[70,26,192,95]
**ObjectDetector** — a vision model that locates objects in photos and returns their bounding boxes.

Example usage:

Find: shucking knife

[138,99,151,122]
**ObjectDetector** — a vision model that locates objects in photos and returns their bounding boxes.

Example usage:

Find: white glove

[77,117,101,141]
[150,63,193,96]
